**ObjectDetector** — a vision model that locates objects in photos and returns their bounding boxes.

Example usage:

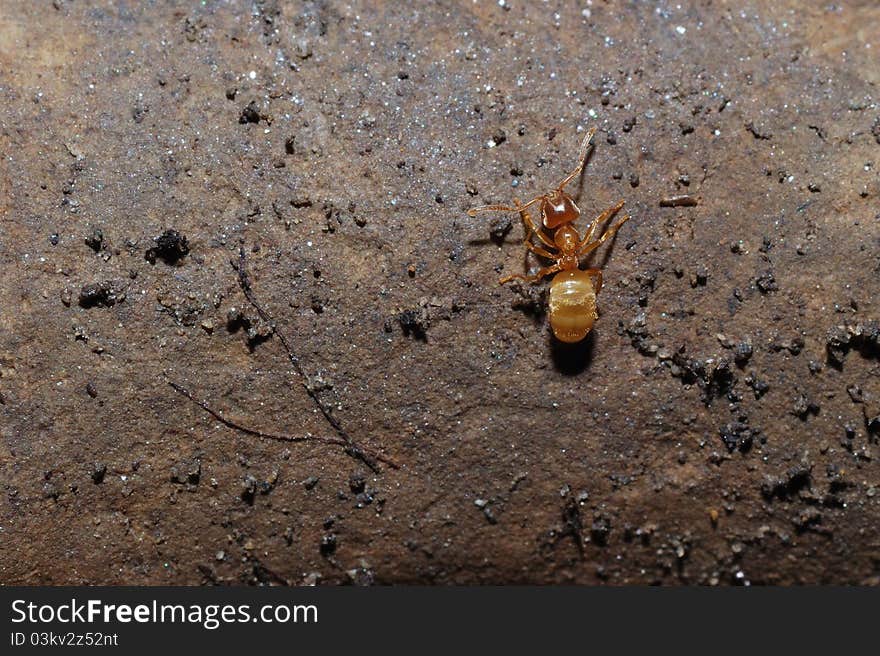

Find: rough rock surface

[1,1,878,584]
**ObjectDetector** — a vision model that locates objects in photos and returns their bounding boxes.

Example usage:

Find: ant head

[541,189,580,229]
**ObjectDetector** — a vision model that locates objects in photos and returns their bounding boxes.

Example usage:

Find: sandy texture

[1,0,878,584]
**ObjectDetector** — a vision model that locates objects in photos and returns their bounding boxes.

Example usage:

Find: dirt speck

[145,229,190,265]
[2,0,878,586]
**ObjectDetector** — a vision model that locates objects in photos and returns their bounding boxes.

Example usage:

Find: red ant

[468,127,630,343]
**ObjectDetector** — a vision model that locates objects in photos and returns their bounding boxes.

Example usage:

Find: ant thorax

[553,224,580,254]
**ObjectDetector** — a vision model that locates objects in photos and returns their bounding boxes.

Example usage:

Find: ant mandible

[468,126,631,343]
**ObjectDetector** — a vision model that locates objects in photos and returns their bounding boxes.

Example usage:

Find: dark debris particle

[239,100,262,124]
[259,471,279,496]
[284,135,296,154]
[793,507,823,533]
[826,464,849,493]
[761,466,811,500]
[622,116,636,133]
[718,419,756,453]
[91,462,107,484]
[86,382,98,398]
[241,474,257,504]
[510,283,548,321]
[84,227,104,251]
[669,352,736,405]
[690,265,708,287]
[636,269,657,307]
[590,514,611,547]
[769,336,804,356]
[745,121,772,140]
[320,534,337,556]
[132,101,148,123]
[397,307,429,341]
[825,321,880,367]
[43,481,61,500]
[554,498,582,551]
[704,359,735,403]
[145,229,189,265]
[755,271,778,294]
[872,116,880,145]
[348,471,366,494]
[733,341,753,366]
[347,566,375,586]
[846,385,863,404]
[621,311,652,355]
[170,457,201,486]
[355,491,374,508]
[302,476,319,490]
[78,281,123,308]
[744,374,769,399]
[826,325,850,366]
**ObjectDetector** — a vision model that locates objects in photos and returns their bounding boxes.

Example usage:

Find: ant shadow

[550,329,596,375]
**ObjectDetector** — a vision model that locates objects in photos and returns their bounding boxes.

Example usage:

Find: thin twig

[233,247,399,472]
[167,379,399,470]
[167,380,346,448]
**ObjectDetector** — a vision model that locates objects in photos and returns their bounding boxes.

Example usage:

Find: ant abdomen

[548,270,597,343]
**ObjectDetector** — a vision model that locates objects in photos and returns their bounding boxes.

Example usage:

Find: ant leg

[500,263,561,285]
[576,200,625,252]
[584,268,603,294]
[525,240,556,260]
[557,126,597,190]
[515,200,556,250]
[467,196,541,218]
[579,214,632,256]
